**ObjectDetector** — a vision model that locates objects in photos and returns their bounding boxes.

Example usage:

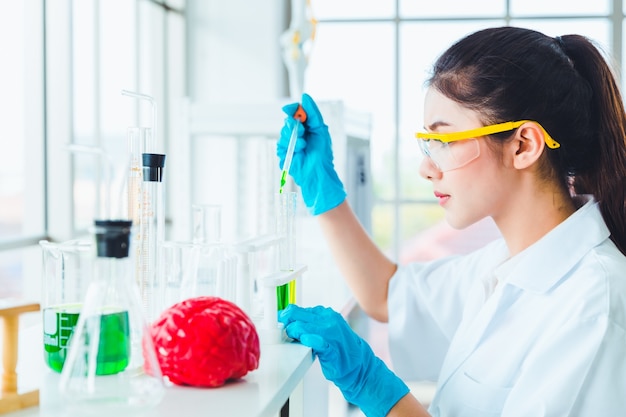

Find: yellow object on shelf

[0,302,40,415]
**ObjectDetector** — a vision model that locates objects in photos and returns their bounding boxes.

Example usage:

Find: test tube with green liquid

[276,191,297,310]
[276,105,306,309]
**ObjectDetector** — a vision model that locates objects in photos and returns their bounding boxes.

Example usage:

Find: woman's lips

[434,191,450,206]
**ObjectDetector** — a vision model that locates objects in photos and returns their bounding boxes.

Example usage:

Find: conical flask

[59,220,165,415]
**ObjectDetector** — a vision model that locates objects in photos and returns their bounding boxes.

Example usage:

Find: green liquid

[279,170,287,194]
[43,305,130,375]
[276,280,296,311]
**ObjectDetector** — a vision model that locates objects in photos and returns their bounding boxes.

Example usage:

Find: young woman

[276,26,626,416]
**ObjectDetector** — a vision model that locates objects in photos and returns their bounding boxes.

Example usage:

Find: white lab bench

[7,323,316,417]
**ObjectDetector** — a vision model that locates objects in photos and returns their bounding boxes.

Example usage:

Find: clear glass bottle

[59,220,164,413]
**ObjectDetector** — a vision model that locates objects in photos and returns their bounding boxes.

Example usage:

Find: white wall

[187,0,288,103]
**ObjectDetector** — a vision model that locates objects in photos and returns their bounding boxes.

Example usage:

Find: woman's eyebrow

[425,121,451,131]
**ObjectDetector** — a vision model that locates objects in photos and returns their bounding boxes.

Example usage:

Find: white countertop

[9,325,315,417]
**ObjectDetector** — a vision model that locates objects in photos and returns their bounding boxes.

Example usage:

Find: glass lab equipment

[192,204,222,244]
[40,239,93,373]
[59,220,164,414]
[126,127,142,227]
[139,153,166,322]
[127,128,155,240]
[275,191,297,310]
[258,264,307,344]
[191,204,237,302]
[158,204,238,308]
[232,235,281,317]
[159,241,199,308]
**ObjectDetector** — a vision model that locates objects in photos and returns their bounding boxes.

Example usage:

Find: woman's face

[419,87,518,229]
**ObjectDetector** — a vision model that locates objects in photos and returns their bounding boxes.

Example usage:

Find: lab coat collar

[494,199,609,294]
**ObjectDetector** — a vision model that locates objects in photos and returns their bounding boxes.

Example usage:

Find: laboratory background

[0,0,623,416]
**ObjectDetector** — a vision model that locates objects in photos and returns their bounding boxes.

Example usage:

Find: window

[0,1,45,298]
[0,0,186,300]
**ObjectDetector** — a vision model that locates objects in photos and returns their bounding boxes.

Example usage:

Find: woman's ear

[510,122,546,170]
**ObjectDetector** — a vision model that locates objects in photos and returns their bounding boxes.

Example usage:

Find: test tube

[158,241,200,307]
[275,191,297,310]
[258,264,307,344]
[192,204,222,244]
[140,153,166,322]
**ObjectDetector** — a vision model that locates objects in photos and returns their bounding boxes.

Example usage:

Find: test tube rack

[0,302,40,415]
[257,263,307,344]
[232,234,284,314]
[232,234,306,344]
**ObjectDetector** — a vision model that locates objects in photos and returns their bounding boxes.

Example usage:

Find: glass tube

[158,241,200,307]
[141,127,155,154]
[126,127,142,226]
[192,204,222,244]
[275,191,297,310]
[127,127,144,300]
[140,153,166,322]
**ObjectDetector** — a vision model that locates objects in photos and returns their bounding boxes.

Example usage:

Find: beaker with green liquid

[40,239,92,372]
[59,220,164,412]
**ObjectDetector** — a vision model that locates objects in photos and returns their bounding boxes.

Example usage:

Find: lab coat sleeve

[387,240,507,381]
[387,258,461,381]
[503,315,626,416]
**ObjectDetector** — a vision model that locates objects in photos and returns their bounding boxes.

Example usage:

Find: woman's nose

[419,156,442,180]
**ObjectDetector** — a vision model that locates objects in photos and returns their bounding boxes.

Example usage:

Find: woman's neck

[495,187,576,257]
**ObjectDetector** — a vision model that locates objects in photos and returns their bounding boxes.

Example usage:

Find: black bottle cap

[142,153,166,182]
[94,220,132,258]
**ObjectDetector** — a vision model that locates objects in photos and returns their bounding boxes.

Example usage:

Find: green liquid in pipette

[43,305,130,375]
[279,170,288,194]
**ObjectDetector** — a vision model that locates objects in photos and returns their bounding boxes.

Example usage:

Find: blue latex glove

[277,93,346,215]
[279,305,409,417]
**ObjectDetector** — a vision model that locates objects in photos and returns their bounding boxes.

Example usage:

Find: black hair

[427,26,626,255]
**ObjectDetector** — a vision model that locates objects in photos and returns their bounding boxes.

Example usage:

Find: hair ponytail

[559,35,626,254]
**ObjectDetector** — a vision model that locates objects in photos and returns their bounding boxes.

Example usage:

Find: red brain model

[150,296,260,387]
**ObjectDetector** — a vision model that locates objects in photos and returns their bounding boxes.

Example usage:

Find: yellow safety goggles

[415,120,560,172]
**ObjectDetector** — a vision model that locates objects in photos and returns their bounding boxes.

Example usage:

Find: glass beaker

[158,240,238,306]
[59,220,164,413]
[159,240,200,308]
[40,239,93,373]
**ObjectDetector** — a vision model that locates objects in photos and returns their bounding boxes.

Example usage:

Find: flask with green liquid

[59,220,164,413]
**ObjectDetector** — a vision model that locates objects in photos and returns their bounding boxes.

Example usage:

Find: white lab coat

[388,200,626,416]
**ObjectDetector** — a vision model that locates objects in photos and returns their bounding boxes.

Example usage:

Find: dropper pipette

[279,104,307,194]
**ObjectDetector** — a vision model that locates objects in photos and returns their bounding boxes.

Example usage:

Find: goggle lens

[419,138,480,172]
